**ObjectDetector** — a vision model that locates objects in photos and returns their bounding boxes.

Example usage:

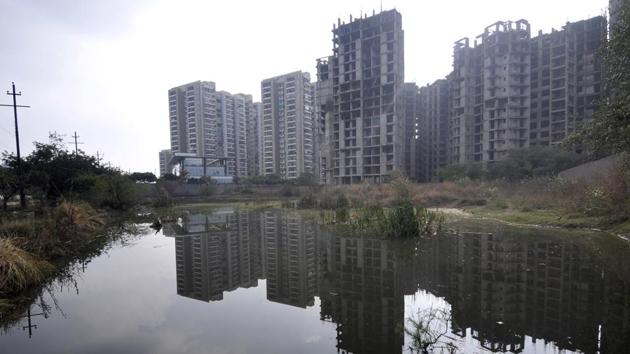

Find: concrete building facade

[529,17,607,147]
[249,102,262,177]
[261,71,315,180]
[443,16,606,166]
[402,83,419,180]
[318,10,405,184]
[168,81,259,178]
[480,20,532,162]
[417,80,450,182]
[159,149,172,176]
[449,37,484,163]
[168,81,217,158]
[316,58,334,184]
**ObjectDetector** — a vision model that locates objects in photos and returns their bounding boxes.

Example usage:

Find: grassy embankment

[0,201,125,322]
[296,170,630,236]
[155,166,629,236]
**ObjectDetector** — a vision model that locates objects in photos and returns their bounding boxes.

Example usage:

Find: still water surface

[2,208,630,353]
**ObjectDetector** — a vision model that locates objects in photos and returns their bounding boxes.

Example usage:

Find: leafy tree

[240,174,286,185]
[439,162,484,181]
[295,172,316,186]
[160,173,178,181]
[440,146,583,181]
[88,174,137,210]
[17,133,104,203]
[486,146,584,181]
[129,172,157,183]
[2,133,136,210]
[0,166,18,209]
[570,2,630,156]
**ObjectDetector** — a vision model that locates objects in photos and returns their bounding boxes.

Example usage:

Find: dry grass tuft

[51,200,104,239]
[0,238,54,294]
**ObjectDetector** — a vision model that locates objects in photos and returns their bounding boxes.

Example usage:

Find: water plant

[319,201,443,238]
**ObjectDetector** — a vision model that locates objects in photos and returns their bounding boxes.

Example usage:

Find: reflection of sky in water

[2,233,337,354]
[404,292,581,354]
[2,210,629,354]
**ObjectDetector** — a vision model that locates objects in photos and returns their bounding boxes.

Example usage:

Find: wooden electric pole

[0,82,30,208]
[68,131,83,154]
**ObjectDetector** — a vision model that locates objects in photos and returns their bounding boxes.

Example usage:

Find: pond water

[2,207,630,354]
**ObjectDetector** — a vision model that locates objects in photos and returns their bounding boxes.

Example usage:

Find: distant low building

[169,152,234,183]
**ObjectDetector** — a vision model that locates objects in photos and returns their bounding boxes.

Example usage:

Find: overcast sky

[0,0,609,173]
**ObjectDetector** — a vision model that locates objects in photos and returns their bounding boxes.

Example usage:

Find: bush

[241,174,286,185]
[295,173,316,186]
[280,185,297,197]
[335,194,349,209]
[160,173,178,181]
[298,194,317,209]
[88,174,137,210]
[564,156,630,221]
[439,162,484,181]
[384,199,419,238]
[129,172,157,183]
[439,146,584,182]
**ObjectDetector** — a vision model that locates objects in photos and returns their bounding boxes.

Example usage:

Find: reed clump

[0,200,107,296]
[50,200,104,240]
[0,238,54,295]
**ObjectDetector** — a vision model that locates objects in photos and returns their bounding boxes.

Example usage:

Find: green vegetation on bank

[1,133,138,210]
[291,152,629,235]
[298,175,444,238]
[569,1,630,157]
[439,146,585,182]
[1,201,105,296]
[0,133,145,310]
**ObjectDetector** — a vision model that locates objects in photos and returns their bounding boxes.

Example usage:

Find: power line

[0,124,13,137]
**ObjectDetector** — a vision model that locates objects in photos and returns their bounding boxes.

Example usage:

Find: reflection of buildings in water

[417,232,630,353]
[167,210,414,354]
[317,232,417,354]
[165,210,630,354]
[262,211,317,308]
[164,211,262,302]
[166,210,319,308]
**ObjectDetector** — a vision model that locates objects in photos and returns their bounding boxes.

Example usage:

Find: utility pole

[96,151,103,167]
[0,82,30,208]
[69,131,83,154]
[21,306,46,339]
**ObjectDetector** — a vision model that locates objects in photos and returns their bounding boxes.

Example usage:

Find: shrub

[280,185,297,197]
[335,194,349,209]
[88,174,137,210]
[297,194,317,209]
[129,172,157,183]
[384,199,419,238]
[160,173,178,181]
